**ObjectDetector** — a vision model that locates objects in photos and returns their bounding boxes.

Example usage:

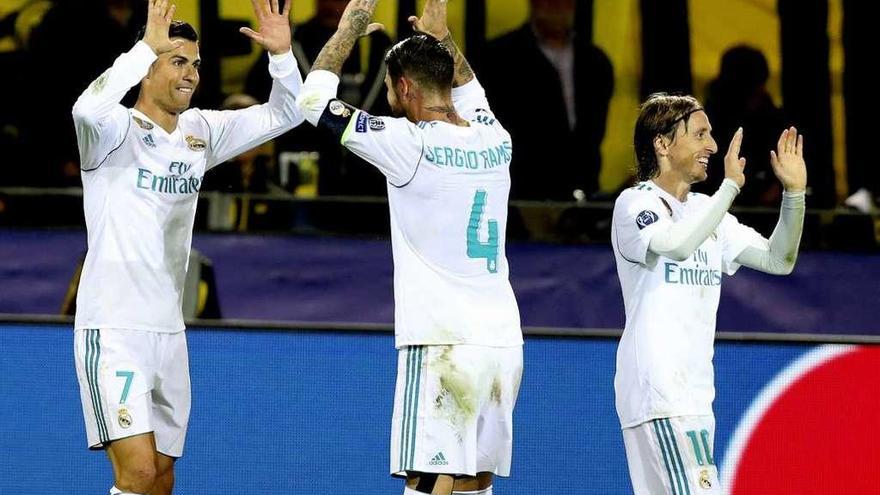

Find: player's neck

[414,96,468,127]
[134,98,181,134]
[652,174,691,202]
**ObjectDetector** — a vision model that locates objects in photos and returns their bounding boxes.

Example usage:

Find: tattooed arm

[407,0,474,87]
[438,33,475,87]
[311,0,382,75]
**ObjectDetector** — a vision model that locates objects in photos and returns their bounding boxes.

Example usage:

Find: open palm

[240,0,292,55]
[770,127,807,192]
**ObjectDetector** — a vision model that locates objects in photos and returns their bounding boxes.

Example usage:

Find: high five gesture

[142,0,184,54]
[240,0,293,55]
[770,126,808,193]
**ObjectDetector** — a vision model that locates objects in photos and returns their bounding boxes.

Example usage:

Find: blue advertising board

[0,324,876,494]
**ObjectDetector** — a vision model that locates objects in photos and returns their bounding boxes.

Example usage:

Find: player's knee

[117,461,158,493]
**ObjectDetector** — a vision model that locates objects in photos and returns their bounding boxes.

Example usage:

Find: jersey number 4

[467,190,499,273]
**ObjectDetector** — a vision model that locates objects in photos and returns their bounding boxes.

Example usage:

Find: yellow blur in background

[0,0,837,194]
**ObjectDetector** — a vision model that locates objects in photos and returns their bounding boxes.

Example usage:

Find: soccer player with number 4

[298,1,523,494]
[611,93,807,494]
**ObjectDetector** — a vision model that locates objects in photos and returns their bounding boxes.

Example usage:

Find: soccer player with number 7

[297,1,523,494]
[71,0,303,493]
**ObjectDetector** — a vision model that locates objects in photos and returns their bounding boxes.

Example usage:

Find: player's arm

[72,0,180,171]
[199,0,303,168]
[299,0,422,186]
[734,127,807,274]
[310,0,383,76]
[299,72,424,187]
[408,0,472,88]
[647,129,748,261]
[407,0,492,123]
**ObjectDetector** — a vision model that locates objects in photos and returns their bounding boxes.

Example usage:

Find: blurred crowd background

[0,0,876,248]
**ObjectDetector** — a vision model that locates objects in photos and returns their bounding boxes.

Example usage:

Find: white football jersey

[300,73,522,348]
[611,181,764,427]
[73,41,304,333]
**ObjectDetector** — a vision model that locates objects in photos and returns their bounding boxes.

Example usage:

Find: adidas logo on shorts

[428,452,449,466]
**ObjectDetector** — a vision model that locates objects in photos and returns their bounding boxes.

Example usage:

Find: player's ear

[653,134,669,157]
[143,62,157,81]
[397,76,412,100]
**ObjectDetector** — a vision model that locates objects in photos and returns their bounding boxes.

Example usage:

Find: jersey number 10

[467,190,499,273]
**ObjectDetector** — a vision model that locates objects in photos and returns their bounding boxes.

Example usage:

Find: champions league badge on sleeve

[636,210,660,230]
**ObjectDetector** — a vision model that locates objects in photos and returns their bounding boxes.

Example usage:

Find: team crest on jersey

[368,117,385,131]
[117,407,132,429]
[699,469,712,489]
[329,100,351,118]
[132,115,154,130]
[636,210,659,230]
[185,135,207,152]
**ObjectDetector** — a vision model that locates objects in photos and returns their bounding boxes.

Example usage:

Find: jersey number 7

[467,190,499,273]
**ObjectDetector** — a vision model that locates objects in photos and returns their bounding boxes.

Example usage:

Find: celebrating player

[298,1,523,494]
[71,1,303,493]
[611,93,807,494]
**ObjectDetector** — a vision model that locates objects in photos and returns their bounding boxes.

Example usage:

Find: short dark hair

[384,34,453,91]
[136,20,199,44]
[633,93,703,181]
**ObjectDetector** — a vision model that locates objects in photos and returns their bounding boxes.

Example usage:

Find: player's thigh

[405,472,455,495]
[452,472,494,491]
[74,328,156,449]
[674,415,720,493]
[391,345,521,478]
[623,416,721,495]
[150,332,191,459]
[472,345,521,477]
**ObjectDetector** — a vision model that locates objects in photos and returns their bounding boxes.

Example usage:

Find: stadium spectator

[26,0,146,186]
[697,45,786,207]
[481,0,613,201]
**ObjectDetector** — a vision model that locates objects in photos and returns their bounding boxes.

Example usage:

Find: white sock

[404,487,424,495]
[110,487,145,495]
[453,487,493,495]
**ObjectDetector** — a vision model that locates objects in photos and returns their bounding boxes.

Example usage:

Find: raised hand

[770,126,807,192]
[724,127,747,189]
[408,0,449,39]
[311,0,383,75]
[142,0,183,55]
[338,0,384,38]
[240,0,292,55]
